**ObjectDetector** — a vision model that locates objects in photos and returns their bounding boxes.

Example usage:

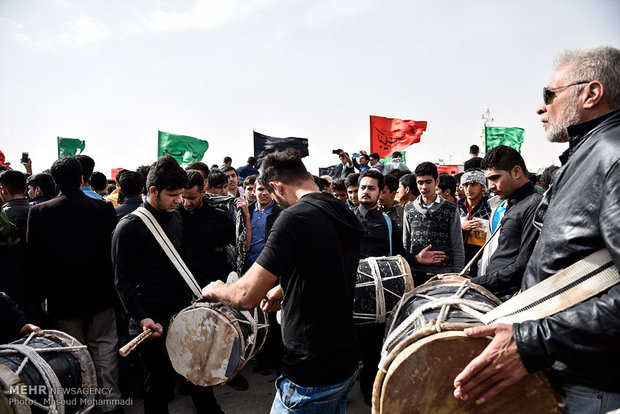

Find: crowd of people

[1,46,619,414]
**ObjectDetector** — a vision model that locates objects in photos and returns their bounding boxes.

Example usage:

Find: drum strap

[478,249,620,325]
[132,207,203,300]
[382,213,393,256]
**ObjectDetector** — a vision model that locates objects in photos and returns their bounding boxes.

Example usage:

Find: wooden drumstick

[119,329,153,357]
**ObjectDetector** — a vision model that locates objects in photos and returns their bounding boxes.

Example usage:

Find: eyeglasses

[543,81,590,105]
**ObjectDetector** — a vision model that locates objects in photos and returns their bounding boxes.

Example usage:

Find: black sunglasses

[543,81,590,105]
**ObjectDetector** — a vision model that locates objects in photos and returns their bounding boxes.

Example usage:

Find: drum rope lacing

[0,332,88,414]
[381,281,495,358]
[354,257,410,323]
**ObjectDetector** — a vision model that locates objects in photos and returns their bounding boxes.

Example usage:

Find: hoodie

[256,192,364,387]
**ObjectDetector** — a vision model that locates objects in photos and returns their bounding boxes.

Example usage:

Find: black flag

[253,131,309,165]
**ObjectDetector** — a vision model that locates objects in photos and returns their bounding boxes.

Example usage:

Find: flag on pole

[57,137,85,158]
[157,130,209,165]
[380,151,407,165]
[485,127,525,152]
[370,115,427,158]
[253,131,309,163]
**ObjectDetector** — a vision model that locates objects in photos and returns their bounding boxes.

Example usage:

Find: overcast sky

[1,0,618,177]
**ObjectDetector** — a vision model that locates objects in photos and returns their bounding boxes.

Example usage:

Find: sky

[1,0,619,177]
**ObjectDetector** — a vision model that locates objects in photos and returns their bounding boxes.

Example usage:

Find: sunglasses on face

[542,81,590,105]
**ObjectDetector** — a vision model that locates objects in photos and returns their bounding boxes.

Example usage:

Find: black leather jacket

[513,109,620,391]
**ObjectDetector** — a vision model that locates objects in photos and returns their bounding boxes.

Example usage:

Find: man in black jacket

[203,148,364,413]
[453,47,620,412]
[443,146,542,300]
[27,156,122,413]
[113,156,223,414]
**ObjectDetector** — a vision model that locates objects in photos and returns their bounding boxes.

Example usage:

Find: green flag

[380,150,407,164]
[57,137,86,158]
[158,130,209,165]
[485,127,525,152]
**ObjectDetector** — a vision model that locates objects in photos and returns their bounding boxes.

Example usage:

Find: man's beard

[272,192,290,208]
[544,94,582,143]
[360,197,378,209]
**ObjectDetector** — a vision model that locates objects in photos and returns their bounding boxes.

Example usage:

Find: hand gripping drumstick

[119,329,153,357]
[459,223,502,277]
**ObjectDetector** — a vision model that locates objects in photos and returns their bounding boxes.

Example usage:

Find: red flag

[111,168,124,181]
[370,115,427,158]
[437,165,460,175]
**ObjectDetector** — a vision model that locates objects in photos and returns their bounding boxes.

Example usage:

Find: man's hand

[439,273,468,283]
[453,323,528,405]
[202,280,226,302]
[24,158,33,175]
[462,219,483,232]
[261,285,283,312]
[19,323,42,336]
[139,318,163,339]
[416,244,447,265]
[235,197,249,214]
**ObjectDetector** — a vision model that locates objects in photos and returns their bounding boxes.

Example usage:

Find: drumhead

[167,305,244,387]
[376,331,560,414]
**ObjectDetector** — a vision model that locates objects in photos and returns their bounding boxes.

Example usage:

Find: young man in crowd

[464,144,483,171]
[445,146,542,299]
[75,154,102,200]
[29,156,121,413]
[331,179,348,203]
[455,170,492,276]
[221,166,244,199]
[368,152,384,173]
[344,172,360,210]
[113,155,224,413]
[237,156,260,180]
[403,162,464,284]
[396,173,419,207]
[203,148,365,413]
[436,172,457,204]
[26,173,56,205]
[379,173,404,231]
[115,170,144,220]
[243,174,258,204]
[383,151,409,174]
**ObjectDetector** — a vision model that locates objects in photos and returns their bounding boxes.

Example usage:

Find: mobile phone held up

[332,149,341,155]
[21,152,29,164]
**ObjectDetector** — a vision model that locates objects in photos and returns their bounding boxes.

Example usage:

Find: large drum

[166,301,268,386]
[0,330,97,414]
[372,280,560,414]
[354,255,414,324]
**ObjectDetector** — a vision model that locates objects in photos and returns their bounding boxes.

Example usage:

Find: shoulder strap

[479,249,619,325]
[131,207,202,300]
[383,213,393,256]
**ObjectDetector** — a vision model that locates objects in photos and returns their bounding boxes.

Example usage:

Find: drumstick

[459,223,502,277]
[119,329,153,357]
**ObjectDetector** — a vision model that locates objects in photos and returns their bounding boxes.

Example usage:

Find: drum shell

[166,302,268,387]
[373,280,560,414]
[0,330,96,414]
[353,255,414,325]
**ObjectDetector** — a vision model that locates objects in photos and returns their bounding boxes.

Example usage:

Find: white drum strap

[480,249,619,325]
[368,257,387,323]
[132,207,202,300]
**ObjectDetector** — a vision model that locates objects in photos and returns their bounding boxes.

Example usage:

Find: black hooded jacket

[256,192,364,387]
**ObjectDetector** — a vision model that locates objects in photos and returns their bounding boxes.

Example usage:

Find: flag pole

[481,107,494,153]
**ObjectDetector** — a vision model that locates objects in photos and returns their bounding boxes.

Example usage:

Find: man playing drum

[202,148,365,414]
[113,155,223,414]
[453,47,620,412]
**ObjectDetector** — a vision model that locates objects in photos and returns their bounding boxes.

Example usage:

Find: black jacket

[470,182,542,299]
[115,195,143,220]
[514,109,620,391]
[26,189,118,318]
[0,292,28,344]
[113,202,194,323]
[2,198,30,241]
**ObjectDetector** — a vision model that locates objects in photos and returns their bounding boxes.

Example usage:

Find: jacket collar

[560,109,620,165]
[508,181,536,208]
